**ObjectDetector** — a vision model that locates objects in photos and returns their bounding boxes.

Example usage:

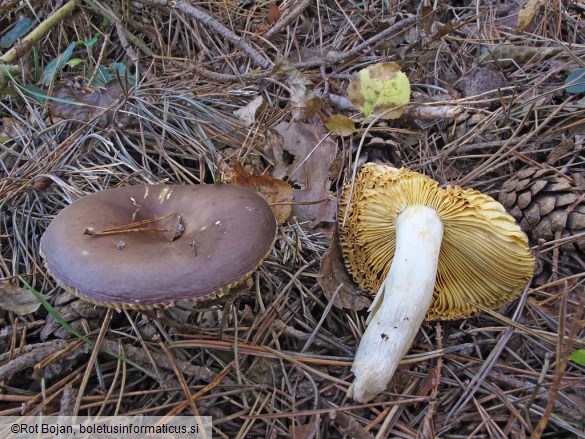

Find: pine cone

[41,292,105,340]
[499,168,585,252]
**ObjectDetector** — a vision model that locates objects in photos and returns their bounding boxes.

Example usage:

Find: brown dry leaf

[318,229,371,311]
[267,3,281,25]
[230,161,292,224]
[325,114,357,137]
[275,59,323,121]
[48,80,127,127]
[0,280,41,315]
[289,419,318,439]
[517,0,544,29]
[275,122,337,231]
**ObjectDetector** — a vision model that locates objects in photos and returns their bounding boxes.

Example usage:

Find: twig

[0,340,70,381]
[532,290,584,438]
[295,15,418,70]
[444,273,536,423]
[264,0,313,40]
[115,20,139,63]
[300,284,342,353]
[73,308,113,416]
[186,15,418,83]
[0,0,79,64]
[417,323,443,439]
[136,0,272,69]
[83,212,183,240]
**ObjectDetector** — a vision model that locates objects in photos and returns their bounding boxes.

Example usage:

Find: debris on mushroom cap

[40,184,277,309]
[339,163,535,319]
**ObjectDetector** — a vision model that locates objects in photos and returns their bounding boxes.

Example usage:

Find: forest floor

[1,1,584,437]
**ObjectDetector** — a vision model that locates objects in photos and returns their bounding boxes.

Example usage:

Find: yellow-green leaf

[517,0,544,30]
[325,114,357,137]
[569,349,585,366]
[347,62,410,119]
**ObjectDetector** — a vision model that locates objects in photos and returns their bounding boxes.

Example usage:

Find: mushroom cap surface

[41,185,276,309]
[339,164,535,320]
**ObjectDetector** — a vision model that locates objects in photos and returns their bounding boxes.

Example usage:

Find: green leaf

[111,63,138,85]
[0,17,36,49]
[79,32,99,47]
[19,84,49,104]
[564,69,585,94]
[91,65,113,86]
[569,349,585,366]
[66,58,86,68]
[347,62,410,119]
[39,41,76,87]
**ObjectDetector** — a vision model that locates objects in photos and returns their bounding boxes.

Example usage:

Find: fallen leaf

[0,280,41,315]
[275,59,323,121]
[569,349,585,366]
[318,229,371,311]
[267,3,281,25]
[233,96,265,126]
[39,41,76,87]
[0,17,36,49]
[289,419,318,439]
[517,0,544,30]
[325,114,357,137]
[230,161,293,224]
[48,79,127,127]
[347,62,410,119]
[565,69,585,95]
[275,122,337,231]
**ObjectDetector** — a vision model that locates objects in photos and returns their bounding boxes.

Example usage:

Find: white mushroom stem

[348,205,444,403]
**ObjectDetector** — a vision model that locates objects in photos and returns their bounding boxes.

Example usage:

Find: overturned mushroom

[339,164,535,402]
[41,185,276,309]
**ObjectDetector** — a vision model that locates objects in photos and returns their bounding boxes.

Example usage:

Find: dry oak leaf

[274,122,337,231]
[230,161,293,224]
[274,59,323,121]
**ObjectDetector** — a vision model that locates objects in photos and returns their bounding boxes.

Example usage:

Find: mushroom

[41,184,276,309]
[339,163,535,402]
